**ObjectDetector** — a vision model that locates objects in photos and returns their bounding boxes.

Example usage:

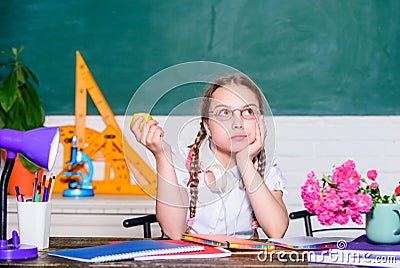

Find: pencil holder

[17,201,52,250]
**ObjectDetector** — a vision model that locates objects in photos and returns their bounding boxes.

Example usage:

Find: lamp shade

[0,127,60,170]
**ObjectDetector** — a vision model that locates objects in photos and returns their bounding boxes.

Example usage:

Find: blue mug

[366,203,400,244]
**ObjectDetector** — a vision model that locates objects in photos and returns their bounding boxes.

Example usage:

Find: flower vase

[366,203,400,244]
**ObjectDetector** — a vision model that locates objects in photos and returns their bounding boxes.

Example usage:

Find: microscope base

[63,189,94,197]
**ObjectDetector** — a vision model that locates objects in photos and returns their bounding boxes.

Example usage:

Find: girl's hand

[236,116,265,167]
[131,116,168,157]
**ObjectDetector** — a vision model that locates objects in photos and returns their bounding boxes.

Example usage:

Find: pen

[42,187,49,202]
[15,186,24,202]
[35,182,41,202]
[33,171,39,202]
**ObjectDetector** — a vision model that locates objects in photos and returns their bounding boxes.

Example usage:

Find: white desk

[6,194,159,238]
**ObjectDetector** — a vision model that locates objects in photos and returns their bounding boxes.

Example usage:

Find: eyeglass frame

[208,104,262,121]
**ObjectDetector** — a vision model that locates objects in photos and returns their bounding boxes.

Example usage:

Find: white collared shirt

[173,138,287,239]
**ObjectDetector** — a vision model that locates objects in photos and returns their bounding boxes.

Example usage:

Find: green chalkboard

[0,0,399,115]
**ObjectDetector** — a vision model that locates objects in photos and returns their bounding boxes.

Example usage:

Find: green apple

[131,113,153,131]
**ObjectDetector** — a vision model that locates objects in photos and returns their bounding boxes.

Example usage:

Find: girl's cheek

[210,124,231,147]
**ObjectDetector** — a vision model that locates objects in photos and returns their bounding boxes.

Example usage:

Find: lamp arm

[1,158,15,241]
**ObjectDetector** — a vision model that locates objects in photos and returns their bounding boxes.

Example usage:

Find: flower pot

[4,153,43,196]
[366,203,400,244]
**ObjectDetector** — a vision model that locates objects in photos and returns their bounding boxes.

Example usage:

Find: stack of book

[48,234,274,263]
[48,238,238,263]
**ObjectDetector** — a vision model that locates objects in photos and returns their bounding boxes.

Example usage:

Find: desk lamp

[0,127,60,260]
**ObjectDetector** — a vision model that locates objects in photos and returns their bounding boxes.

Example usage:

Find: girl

[131,73,288,240]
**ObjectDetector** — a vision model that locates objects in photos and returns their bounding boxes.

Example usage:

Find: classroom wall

[2,0,399,238]
[45,115,400,237]
[1,0,399,116]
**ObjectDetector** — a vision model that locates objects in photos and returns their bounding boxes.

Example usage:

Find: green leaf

[20,84,45,129]
[0,71,18,112]
[19,153,39,172]
[0,46,45,133]
[16,65,27,84]
[6,98,24,130]
[0,117,4,129]
[391,194,397,203]
[22,66,39,86]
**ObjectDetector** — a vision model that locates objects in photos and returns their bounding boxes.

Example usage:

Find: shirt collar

[200,138,241,180]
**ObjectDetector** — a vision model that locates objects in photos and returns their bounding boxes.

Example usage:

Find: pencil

[48,176,55,201]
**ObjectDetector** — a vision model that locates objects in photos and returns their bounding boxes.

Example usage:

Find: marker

[15,186,24,202]
[35,182,41,202]
[33,171,39,202]
[42,187,49,202]
[40,174,47,202]
[47,177,54,201]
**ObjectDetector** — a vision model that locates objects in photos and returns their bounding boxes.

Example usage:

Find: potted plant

[0,46,45,194]
[301,160,400,244]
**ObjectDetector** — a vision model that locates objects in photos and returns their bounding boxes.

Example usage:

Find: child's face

[205,83,262,155]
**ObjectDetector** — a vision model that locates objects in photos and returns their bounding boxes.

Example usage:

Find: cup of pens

[16,174,55,250]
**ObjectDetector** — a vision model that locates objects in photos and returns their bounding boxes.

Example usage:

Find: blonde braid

[251,148,266,240]
[185,122,207,233]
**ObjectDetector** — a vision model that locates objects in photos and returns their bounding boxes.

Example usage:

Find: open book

[267,236,355,250]
[48,240,204,263]
[181,233,274,250]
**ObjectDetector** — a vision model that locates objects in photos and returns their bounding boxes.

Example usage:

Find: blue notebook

[48,240,204,263]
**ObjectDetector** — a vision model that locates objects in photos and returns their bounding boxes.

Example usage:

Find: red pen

[47,177,53,199]
[41,175,47,202]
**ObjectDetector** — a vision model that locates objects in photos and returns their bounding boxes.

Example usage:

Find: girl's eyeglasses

[209,105,261,121]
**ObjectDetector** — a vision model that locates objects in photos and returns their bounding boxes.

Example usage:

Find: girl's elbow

[278,216,290,237]
[163,231,182,240]
[159,224,185,240]
[163,230,182,240]
[269,227,287,239]
[266,227,287,239]
[264,217,289,238]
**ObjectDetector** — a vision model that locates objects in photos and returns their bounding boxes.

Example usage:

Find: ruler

[54,51,156,195]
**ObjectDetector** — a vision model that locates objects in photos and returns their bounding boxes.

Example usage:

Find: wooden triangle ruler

[54,51,156,195]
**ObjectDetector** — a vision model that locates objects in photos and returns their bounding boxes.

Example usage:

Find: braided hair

[185,122,207,233]
[185,73,267,239]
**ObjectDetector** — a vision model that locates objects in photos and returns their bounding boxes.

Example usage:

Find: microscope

[63,136,94,197]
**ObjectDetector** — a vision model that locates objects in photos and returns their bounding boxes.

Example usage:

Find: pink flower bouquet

[301,160,396,226]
